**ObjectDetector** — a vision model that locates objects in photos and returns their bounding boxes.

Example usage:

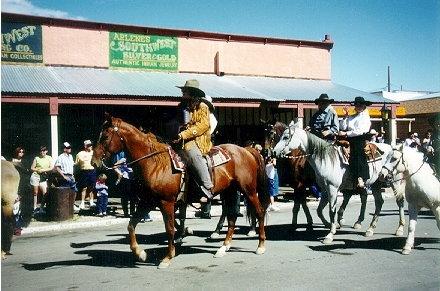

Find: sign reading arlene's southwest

[1,22,43,63]
[110,32,178,70]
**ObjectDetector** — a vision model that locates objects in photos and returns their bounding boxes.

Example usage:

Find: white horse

[379,144,440,255]
[273,121,400,243]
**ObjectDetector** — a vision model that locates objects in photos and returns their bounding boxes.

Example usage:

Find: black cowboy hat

[350,96,372,106]
[428,113,440,127]
[314,93,334,105]
[176,79,205,97]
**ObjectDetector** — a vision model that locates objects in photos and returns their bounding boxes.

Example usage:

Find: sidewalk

[21,186,396,234]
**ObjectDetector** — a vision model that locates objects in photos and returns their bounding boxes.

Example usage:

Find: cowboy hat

[314,93,334,105]
[176,79,205,97]
[63,142,71,149]
[351,96,372,106]
[369,129,378,135]
[428,113,440,127]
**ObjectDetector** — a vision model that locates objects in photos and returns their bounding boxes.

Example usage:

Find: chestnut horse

[2,160,20,260]
[92,113,269,268]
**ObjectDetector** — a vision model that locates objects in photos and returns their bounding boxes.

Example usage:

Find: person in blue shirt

[95,173,109,216]
[113,151,135,218]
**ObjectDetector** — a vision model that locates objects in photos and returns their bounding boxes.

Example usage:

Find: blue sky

[2,0,439,93]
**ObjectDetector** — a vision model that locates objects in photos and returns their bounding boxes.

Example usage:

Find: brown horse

[92,113,269,268]
[2,160,20,260]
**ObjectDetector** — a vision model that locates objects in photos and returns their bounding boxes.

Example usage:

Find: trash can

[47,187,75,221]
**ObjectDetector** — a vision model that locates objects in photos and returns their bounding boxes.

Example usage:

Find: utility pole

[387,66,390,92]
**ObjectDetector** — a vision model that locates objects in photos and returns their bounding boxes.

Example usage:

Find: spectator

[54,142,79,211]
[29,146,53,215]
[377,131,386,143]
[405,132,421,151]
[338,96,372,189]
[426,114,440,174]
[113,151,135,217]
[75,139,97,209]
[265,156,280,211]
[422,129,433,151]
[95,173,109,217]
[369,129,379,142]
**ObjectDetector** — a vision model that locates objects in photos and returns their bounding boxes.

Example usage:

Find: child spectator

[95,173,109,216]
[265,156,280,211]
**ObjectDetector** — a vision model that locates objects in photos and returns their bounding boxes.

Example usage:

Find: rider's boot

[199,186,213,203]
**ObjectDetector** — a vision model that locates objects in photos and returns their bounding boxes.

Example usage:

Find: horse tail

[245,147,270,217]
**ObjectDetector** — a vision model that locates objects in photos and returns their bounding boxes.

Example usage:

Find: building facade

[2,12,402,160]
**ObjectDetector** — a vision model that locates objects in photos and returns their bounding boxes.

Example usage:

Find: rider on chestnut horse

[172,79,214,203]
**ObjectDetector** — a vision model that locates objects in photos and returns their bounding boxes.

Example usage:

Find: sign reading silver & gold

[109,32,178,70]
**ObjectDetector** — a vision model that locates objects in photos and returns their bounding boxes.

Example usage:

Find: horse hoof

[256,247,266,255]
[210,232,220,239]
[401,248,411,255]
[339,218,345,226]
[158,261,170,269]
[185,227,193,235]
[364,230,374,237]
[395,229,404,236]
[247,230,257,237]
[322,237,333,244]
[175,237,184,244]
[353,223,362,229]
[214,246,227,258]
[336,223,341,229]
[138,250,147,262]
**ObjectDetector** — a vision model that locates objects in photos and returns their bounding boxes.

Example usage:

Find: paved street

[2,195,439,291]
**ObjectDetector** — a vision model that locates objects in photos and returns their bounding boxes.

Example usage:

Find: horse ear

[104,112,112,122]
[289,120,295,127]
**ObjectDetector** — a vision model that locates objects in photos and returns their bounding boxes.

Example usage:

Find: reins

[383,150,426,183]
[101,122,169,170]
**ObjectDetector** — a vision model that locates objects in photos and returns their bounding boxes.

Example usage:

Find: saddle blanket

[168,146,231,172]
[335,142,382,166]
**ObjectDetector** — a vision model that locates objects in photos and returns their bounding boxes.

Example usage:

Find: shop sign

[109,32,178,70]
[1,22,43,63]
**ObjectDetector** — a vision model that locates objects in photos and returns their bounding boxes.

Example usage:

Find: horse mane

[304,130,339,163]
[119,119,171,169]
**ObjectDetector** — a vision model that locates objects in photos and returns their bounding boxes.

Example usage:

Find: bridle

[99,121,169,170]
[381,149,425,183]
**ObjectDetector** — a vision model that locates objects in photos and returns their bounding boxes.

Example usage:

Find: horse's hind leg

[301,200,314,231]
[1,208,15,259]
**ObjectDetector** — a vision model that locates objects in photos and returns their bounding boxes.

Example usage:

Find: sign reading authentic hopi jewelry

[1,22,43,63]
[109,32,178,70]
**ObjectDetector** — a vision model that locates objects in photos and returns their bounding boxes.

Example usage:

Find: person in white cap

[173,79,214,202]
[75,139,97,209]
[54,142,80,211]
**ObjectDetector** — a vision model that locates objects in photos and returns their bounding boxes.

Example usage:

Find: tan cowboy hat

[369,129,378,135]
[351,96,372,106]
[176,79,205,97]
[314,93,334,105]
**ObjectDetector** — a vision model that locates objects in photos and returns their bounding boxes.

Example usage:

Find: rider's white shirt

[339,109,371,137]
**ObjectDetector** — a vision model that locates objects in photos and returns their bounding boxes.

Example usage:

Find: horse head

[379,144,406,182]
[262,119,287,158]
[273,121,305,158]
[92,112,126,169]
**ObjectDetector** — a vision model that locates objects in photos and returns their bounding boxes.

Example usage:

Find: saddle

[335,140,383,165]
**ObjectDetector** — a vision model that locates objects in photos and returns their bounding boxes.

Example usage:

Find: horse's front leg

[127,217,145,261]
[214,213,237,258]
[353,188,368,229]
[322,188,338,244]
[395,196,405,236]
[337,190,352,228]
[158,201,176,268]
[317,194,331,228]
[365,182,384,236]
[402,203,420,255]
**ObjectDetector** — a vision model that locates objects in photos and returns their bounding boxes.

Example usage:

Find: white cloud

[1,0,86,20]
